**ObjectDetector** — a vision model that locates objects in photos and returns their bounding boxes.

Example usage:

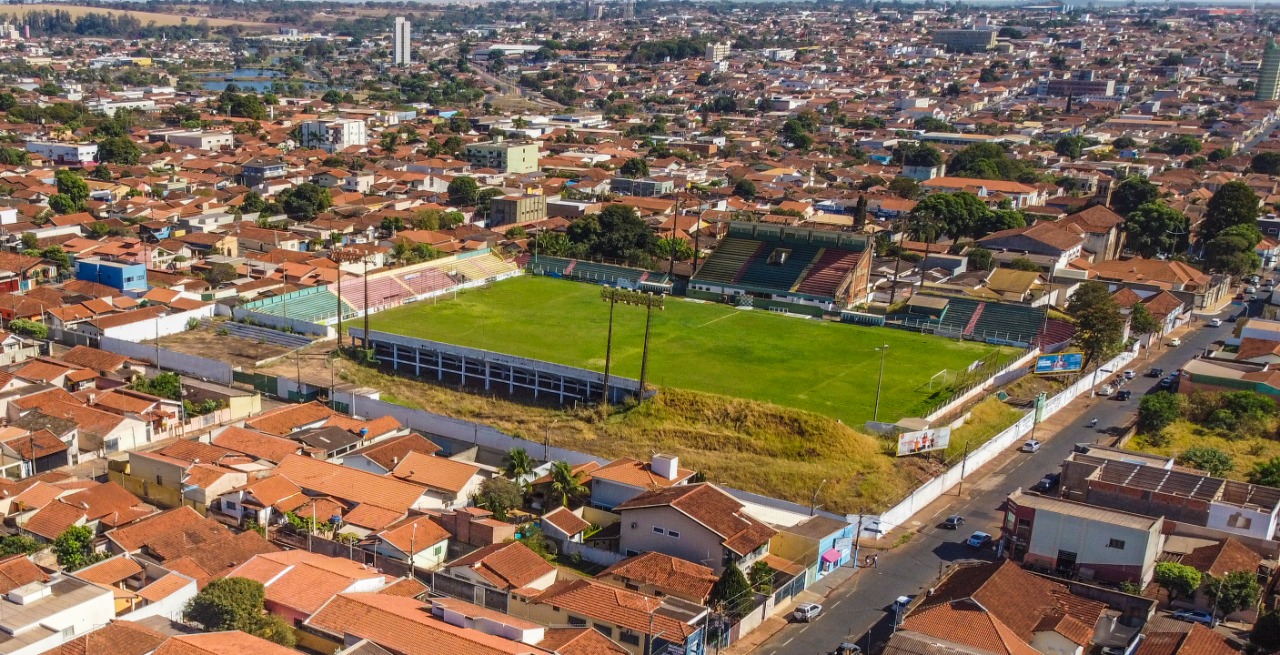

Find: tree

[1109,177,1158,218]
[472,478,523,520]
[1160,135,1201,156]
[203,262,240,286]
[90,164,112,181]
[1254,610,1280,653]
[1202,180,1261,244]
[899,143,944,168]
[968,247,994,271]
[1178,446,1234,477]
[887,177,921,200]
[1113,136,1137,150]
[505,448,536,491]
[185,577,291,645]
[97,136,142,165]
[448,176,480,206]
[1124,203,1188,258]
[853,195,868,230]
[278,183,332,220]
[0,147,28,166]
[239,191,267,214]
[1204,223,1262,277]
[1009,257,1041,271]
[1068,281,1125,369]
[1153,562,1202,600]
[620,157,649,178]
[548,461,587,507]
[8,318,47,340]
[54,525,102,571]
[1138,391,1184,434]
[1206,570,1260,617]
[946,143,1036,182]
[48,194,78,215]
[1129,302,1161,336]
[733,178,756,199]
[0,535,41,556]
[1054,135,1088,159]
[710,564,754,619]
[654,237,694,261]
[749,561,775,595]
[20,233,37,250]
[321,89,344,105]
[572,204,658,264]
[1249,456,1280,487]
[130,372,182,400]
[909,191,991,240]
[1251,152,1280,176]
[55,169,89,206]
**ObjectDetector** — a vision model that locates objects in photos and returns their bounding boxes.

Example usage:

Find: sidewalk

[721,564,864,655]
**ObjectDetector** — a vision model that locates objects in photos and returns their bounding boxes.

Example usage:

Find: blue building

[75,257,148,294]
[773,515,857,586]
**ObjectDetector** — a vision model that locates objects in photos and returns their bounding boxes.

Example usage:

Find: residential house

[1089,258,1231,311]
[590,455,695,510]
[226,551,391,627]
[71,554,197,621]
[390,452,484,510]
[368,515,452,571]
[1058,204,1126,262]
[615,483,776,574]
[512,578,707,655]
[595,552,717,605]
[342,433,442,475]
[977,222,1085,273]
[104,506,279,587]
[768,514,859,585]
[442,541,559,592]
[0,572,114,655]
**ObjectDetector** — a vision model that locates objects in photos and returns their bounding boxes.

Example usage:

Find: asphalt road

[756,307,1237,655]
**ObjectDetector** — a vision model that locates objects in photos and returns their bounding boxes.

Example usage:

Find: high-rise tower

[393,17,412,66]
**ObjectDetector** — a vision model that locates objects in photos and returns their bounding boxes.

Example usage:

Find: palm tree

[505,448,535,493]
[549,461,588,508]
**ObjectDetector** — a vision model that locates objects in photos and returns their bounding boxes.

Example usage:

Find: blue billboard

[1035,353,1083,374]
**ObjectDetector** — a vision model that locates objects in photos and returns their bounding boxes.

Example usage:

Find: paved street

[753,307,1238,655]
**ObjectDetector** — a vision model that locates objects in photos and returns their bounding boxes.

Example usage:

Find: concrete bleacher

[528,255,573,276]
[795,249,863,297]
[1036,318,1077,348]
[243,288,350,324]
[453,254,519,282]
[334,276,413,311]
[970,302,1046,343]
[396,268,455,297]
[203,319,314,349]
[693,237,761,285]
[735,241,823,291]
[936,297,980,334]
[527,256,669,289]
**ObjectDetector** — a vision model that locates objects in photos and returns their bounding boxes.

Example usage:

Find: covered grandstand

[689,222,873,315]
[239,249,520,326]
[888,293,1073,348]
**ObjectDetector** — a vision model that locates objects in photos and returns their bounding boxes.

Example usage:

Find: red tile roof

[446,541,556,590]
[615,483,775,556]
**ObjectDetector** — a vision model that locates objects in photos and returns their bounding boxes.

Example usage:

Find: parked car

[1098,385,1114,396]
[1169,338,1182,347]
[942,514,965,529]
[1210,318,1223,327]
[1123,369,1135,379]
[891,596,913,623]
[1031,473,1061,493]
[966,531,992,548]
[1021,440,1041,453]
[1159,377,1173,389]
[1146,367,1164,378]
[794,603,823,623]
[1171,610,1217,627]
[832,643,862,655]
[1246,286,1258,294]
[1115,390,1132,401]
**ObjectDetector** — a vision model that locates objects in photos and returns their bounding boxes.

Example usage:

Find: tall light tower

[600,286,666,404]
[331,248,365,350]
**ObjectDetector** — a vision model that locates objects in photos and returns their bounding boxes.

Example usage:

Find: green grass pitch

[362,275,1016,425]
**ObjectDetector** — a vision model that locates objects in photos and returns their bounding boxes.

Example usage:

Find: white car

[1123,370,1135,379]
[1246,286,1258,294]
[1021,439,1041,453]
[1169,338,1182,347]
[794,603,822,622]
[1098,385,1114,396]
[1209,318,1223,327]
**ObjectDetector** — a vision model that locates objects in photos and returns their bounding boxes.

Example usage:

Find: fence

[921,347,1040,422]
[99,336,233,385]
[891,316,1040,348]
[875,348,1137,536]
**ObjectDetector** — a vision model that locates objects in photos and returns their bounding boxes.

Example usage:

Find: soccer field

[362,276,1015,425]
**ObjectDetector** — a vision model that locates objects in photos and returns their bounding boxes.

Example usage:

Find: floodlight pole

[602,288,618,406]
[332,248,365,350]
[362,256,371,352]
[639,297,654,397]
[873,344,889,422]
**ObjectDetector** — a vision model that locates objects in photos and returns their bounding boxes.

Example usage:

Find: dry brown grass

[0,4,274,28]
[329,360,1024,514]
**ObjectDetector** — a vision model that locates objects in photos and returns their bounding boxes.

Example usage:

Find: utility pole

[852,507,864,569]
[332,248,364,350]
[957,439,970,496]
[810,479,826,516]
[873,344,889,422]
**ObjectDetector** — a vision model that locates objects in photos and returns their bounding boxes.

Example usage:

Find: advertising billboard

[1034,353,1084,374]
[896,427,951,457]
